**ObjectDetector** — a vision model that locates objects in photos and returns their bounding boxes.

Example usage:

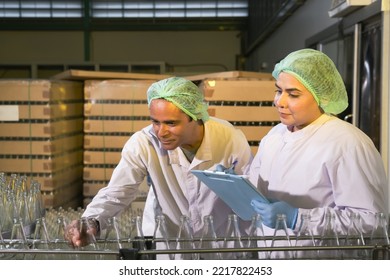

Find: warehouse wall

[92,31,240,73]
[0,30,241,77]
[0,31,85,62]
[245,0,338,72]
[0,0,336,77]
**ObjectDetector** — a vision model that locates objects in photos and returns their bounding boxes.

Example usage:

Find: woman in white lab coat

[250,49,388,246]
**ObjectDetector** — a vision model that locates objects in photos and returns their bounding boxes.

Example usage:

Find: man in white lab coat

[65,77,253,259]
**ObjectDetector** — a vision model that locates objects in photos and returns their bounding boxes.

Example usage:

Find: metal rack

[1,236,389,260]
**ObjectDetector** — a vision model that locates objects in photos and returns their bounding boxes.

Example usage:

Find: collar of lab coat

[282,113,333,143]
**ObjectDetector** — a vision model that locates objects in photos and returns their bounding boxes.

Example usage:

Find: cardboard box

[84,103,149,117]
[201,79,276,101]
[84,150,121,165]
[83,166,115,181]
[0,149,83,173]
[35,164,83,192]
[84,119,150,133]
[84,80,155,100]
[84,135,130,149]
[0,80,83,102]
[42,180,83,209]
[0,133,83,155]
[16,103,84,120]
[208,106,279,122]
[52,69,170,81]
[237,126,273,141]
[185,71,273,81]
[0,118,84,138]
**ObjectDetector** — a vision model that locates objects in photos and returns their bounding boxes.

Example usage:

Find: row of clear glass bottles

[0,173,44,232]
[292,210,390,260]
[0,172,46,260]
[1,172,389,260]
[1,207,390,260]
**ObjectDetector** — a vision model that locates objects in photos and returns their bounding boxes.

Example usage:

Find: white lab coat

[249,114,388,239]
[83,117,253,244]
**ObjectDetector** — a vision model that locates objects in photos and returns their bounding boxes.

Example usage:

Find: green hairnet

[147,77,209,121]
[272,49,348,115]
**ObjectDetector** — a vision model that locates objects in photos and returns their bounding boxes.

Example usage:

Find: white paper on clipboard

[191,170,269,221]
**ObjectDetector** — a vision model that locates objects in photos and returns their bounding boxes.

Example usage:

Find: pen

[225,160,238,174]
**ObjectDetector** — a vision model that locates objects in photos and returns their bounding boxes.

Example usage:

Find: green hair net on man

[147,77,210,122]
[272,48,348,115]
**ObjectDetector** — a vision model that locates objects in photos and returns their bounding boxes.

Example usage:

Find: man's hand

[64,218,99,248]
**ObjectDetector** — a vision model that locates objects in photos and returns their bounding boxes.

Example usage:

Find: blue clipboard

[191,170,269,221]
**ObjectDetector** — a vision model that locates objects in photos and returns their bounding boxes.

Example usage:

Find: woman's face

[149,99,202,151]
[274,72,323,132]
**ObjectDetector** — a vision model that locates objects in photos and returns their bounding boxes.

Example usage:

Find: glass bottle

[0,191,7,232]
[175,215,199,260]
[9,217,29,260]
[294,213,317,259]
[128,215,150,260]
[368,212,390,246]
[52,215,72,260]
[222,213,248,259]
[5,191,19,232]
[31,217,54,260]
[28,180,44,222]
[198,215,222,260]
[343,212,367,259]
[7,174,18,195]
[317,210,341,259]
[269,214,293,259]
[75,217,99,260]
[247,213,267,259]
[18,190,31,227]
[15,175,28,202]
[153,214,174,260]
[102,217,122,260]
[0,171,4,186]
[0,222,12,260]
[117,207,132,238]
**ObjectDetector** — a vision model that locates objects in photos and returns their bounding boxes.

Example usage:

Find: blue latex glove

[251,199,298,229]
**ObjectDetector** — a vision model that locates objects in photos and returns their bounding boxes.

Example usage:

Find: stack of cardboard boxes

[0,70,279,211]
[0,80,84,209]
[82,79,156,210]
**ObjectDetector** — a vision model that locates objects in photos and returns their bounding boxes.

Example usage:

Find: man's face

[149,99,199,150]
